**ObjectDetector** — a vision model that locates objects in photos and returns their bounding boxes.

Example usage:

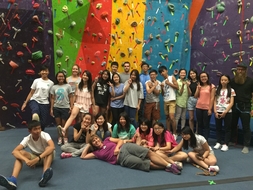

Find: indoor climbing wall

[0,0,54,129]
[191,0,253,85]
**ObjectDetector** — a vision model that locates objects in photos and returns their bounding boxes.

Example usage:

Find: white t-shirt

[124,82,144,108]
[192,134,212,155]
[90,122,112,131]
[215,88,236,113]
[30,78,54,104]
[162,76,176,102]
[20,131,52,155]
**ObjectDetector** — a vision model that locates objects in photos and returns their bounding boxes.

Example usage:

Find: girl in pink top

[194,71,216,141]
[58,70,94,141]
[151,122,188,165]
[132,118,154,147]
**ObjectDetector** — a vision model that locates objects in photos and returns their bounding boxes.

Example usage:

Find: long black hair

[138,118,151,135]
[98,70,111,86]
[79,70,92,91]
[199,71,211,86]
[152,122,166,147]
[117,112,131,133]
[181,126,197,149]
[130,69,141,91]
[187,69,199,81]
[95,112,109,132]
[215,74,231,98]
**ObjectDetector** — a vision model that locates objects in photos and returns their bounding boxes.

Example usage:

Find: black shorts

[53,107,70,120]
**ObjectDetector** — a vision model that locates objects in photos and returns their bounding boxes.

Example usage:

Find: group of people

[0,61,252,189]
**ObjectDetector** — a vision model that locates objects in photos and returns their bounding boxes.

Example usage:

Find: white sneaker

[32,113,40,121]
[214,143,221,149]
[173,134,178,141]
[242,146,249,154]
[209,165,219,172]
[221,144,228,152]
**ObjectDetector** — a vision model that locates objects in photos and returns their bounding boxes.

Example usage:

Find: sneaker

[0,175,17,190]
[221,144,228,152]
[174,161,183,171]
[214,143,221,149]
[57,125,64,138]
[38,168,53,187]
[173,134,178,141]
[61,152,72,159]
[32,113,40,121]
[242,146,249,154]
[165,164,181,175]
[209,165,219,172]
[57,137,62,145]
[63,138,68,144]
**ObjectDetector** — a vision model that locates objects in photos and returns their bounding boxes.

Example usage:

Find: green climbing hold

[32,51,43,60]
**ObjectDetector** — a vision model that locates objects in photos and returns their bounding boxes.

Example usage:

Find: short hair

[141,61,149,67]
[123,61,130,66]
[40,65,49,72]
[149,69,157,75]
[28,120,41,130]
[111,61,119,67]
[158,66,167,73]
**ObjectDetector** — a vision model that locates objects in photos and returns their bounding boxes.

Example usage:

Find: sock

[166,163,172,168]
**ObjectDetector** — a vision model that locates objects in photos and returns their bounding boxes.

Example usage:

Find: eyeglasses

[154,127,164,131]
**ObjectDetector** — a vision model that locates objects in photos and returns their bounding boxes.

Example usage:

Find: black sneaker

[0,175,17,190]
[38,168,53,187]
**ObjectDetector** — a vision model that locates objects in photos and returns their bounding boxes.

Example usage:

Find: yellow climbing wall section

[108,1,146,72]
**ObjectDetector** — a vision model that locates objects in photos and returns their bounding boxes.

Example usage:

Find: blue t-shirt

[109,83,124,108]
[140,73,150,98]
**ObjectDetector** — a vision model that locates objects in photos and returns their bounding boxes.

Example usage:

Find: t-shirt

[123,82,144,108]
[191,134,212,155]
[20,131,52,155]
[132,127,154,147]
[230,77,253,103]
[145,80,161,103]
[67,76,81,93]
[215,88,236,113]
[140,73,150,98]
[93,138,118,165]
[109,83,124,108]
[112,124,136,140]
[50,84,72,108]
[71,123,87,143]
[30,78,54,104]
[94,82,110,106]
[162,76,176,102]
[90,122,112,131]
[157,131,178,148]
[196,84,215,110]
[176,79,189,108]
[120,73,130,83]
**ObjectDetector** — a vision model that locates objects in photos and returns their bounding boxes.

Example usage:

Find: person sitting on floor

[0,120,55,189]
[80,135,181,174]
[60,113,92,159]
[151,122,188,167]
[89,112,112,140]
[169,126,220,173]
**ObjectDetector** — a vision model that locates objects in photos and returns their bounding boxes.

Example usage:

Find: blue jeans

[124,106,137,128]
[96,130,111,141]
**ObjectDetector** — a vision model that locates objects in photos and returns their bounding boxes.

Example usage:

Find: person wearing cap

[138,61,151,121]
[230,63,253,154]
[120,62,131,83]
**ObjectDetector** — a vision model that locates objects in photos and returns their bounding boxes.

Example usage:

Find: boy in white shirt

[0,120,55,189]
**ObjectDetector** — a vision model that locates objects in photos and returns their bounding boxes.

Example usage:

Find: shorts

[144,102,160,121]
[74,103,89,113]
[187,96,197,111]
[164,100,176,115]
[30,150,55,166]
[53,107,70,120]
[95,103,107,109]
[118,143,150,172]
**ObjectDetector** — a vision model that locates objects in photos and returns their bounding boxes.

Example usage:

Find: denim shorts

[187,96,197,111]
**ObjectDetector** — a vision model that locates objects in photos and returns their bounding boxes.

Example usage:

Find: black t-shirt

[189,81,198,96]
[71,123,86,143]
[94,82,110,106]
[230,77,253,103]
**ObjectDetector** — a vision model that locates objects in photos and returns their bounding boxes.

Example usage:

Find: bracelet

[38,155,41,161]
